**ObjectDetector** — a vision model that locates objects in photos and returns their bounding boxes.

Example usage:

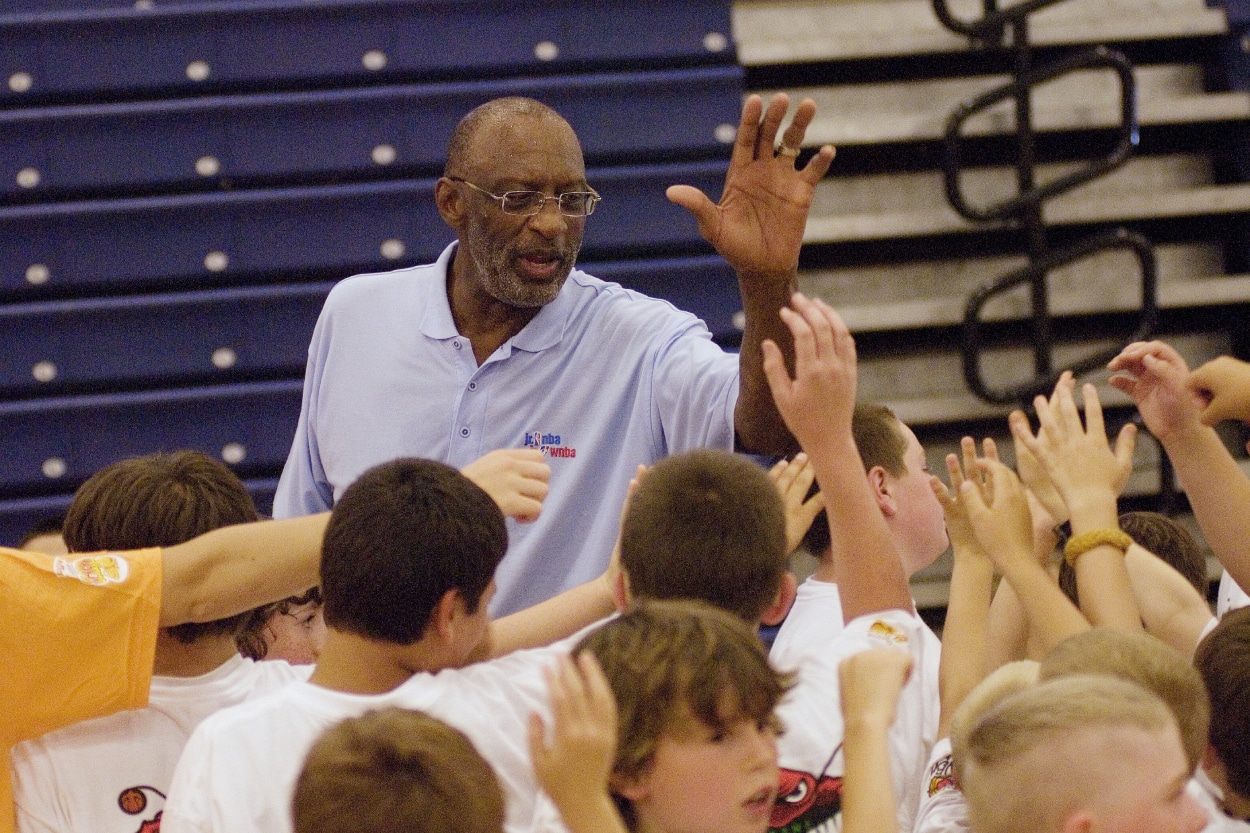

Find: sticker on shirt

[771,767,843,833]
[53,553,131,586]
[927,753,955,797]
[867,619,909,646]
[118,785,164,832]
[524,430,577,459]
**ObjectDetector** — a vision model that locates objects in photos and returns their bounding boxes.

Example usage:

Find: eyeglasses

[448,177,600,217]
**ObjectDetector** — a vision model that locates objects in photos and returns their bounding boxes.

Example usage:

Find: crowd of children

[6,291,1250,833]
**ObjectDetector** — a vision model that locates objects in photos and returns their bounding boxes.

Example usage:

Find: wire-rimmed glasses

[448,177,600,217]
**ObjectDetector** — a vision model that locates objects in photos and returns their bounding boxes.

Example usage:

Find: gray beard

[464,229,579,309]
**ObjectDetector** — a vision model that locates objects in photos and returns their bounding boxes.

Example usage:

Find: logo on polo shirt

[524,430,577,459]
[53,554,130,586]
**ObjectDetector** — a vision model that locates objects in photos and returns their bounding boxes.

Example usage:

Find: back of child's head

[1038,627,1209,771]
[800,403,907,556]
[63,450,259,643]
[960,675,1180,833]
[949,660,1039,785]
[236,586,324,662]
[292,707,504,833]
[320,457,506,645]
[1059,511,1208,604]
[620,449,786,622]
[1194,607,1250,800]
[573,599,792,825]
[17,513,68,553]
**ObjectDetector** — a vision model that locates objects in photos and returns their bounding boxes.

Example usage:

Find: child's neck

[308,629,447,695]
[153,631,239,677]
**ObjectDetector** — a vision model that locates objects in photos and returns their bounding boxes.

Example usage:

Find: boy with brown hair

[292,707,506,833]
[1192,607,1250,829]
[12,451,313,833]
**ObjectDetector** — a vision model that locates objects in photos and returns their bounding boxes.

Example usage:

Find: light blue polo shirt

[274,244,739,615]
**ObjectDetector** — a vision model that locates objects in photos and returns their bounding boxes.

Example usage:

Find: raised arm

[1109,341,1250,590]
[838,647,914,833]
[761,293,911,622]
[1010,382,1142,633]
[1188,355,1250,429]
[932,438,996,739]
[961,459,1090,654]
[668,94,836,455]
[160,513,329,626]
[529,653,628,833]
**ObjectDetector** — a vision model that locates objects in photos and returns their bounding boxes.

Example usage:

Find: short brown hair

[63,450,258,643]
[292,708,504,833]
[574,599,792,827]
[1038,627,1209,770]
[1194,607,1250,799]
[801,403,908,555]
[1059,511,1209,603]
[320,458,506,644]
[620,449,786,622]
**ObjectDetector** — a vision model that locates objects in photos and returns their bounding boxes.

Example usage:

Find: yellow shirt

[1,546,161,833]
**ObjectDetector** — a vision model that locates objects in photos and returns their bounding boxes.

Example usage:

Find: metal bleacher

[737,0,1250,604]
[0,0,744,543]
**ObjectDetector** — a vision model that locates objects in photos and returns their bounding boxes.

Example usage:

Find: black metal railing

[933,0,1159,404]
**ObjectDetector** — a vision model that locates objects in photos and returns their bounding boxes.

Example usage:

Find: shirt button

[467,381,478,391]
[460,427,470,437]
[453,340,462,350]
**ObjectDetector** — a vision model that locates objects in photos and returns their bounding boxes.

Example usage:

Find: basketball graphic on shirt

[118,787,147,814]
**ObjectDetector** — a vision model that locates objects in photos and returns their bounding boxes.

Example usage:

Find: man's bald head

[445,97,579,179]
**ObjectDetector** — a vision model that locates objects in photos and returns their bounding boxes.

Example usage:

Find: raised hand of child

[529,652,627,833]
[1187,355,1250,428]
[769,452,824,554]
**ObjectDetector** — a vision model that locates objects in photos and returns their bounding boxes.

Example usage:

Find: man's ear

[868,466,896,516]
[434,177,466,229]
[760,572,799,627]
[612,571,631,612]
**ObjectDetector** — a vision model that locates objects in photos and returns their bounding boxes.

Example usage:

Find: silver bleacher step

[804,153,1250,242]
[734,0,1227,65]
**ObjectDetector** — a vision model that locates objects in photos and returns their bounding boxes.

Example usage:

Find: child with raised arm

[1109,342,1250,612]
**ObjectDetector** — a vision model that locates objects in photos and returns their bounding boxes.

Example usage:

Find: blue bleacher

[0,162,729,295]
[0,0,735,102]
[0,0,743,546]
[0,67,742,199]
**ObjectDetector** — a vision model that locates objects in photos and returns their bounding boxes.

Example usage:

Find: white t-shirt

[11,654,309,833]
[912,738,970,833]
[161,631,590,833]
[771,578,942,750]
[769,578,939,833]
[1217,572,1250,619]
[1192,771,1250,833]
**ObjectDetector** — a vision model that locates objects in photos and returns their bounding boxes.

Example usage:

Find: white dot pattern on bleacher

[42,458,67,479]
[703,32,729,53]
[31,361,57,383]
[16,168,41,188]
[534,41,559,61]
[714,124,737,144]
[211,347,238,369]
[9,72,33,93]
[380,239,405,260]
[25,264,51,285]
[362,50,387,71]
[221,443,247,465]
[371,144,397,165]
[185,61,210,81]
[195,156,221,177]
[204,251,229,272]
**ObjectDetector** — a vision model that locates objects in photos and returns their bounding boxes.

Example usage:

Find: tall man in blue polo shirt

[273,93,836,616]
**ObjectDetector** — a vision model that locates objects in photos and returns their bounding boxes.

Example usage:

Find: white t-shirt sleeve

[912,738,971,833]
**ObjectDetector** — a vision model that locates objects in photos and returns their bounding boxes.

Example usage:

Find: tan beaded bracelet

[1063,528,1133,567]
